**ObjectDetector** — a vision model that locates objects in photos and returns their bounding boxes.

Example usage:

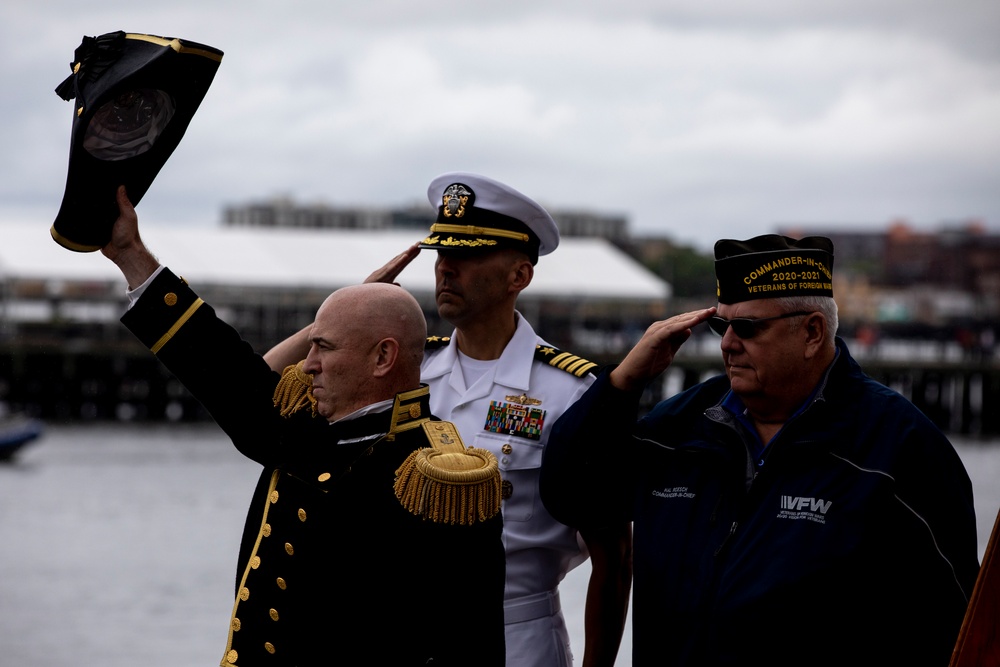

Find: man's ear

[802,313,827,359]
[372,338,400,378]
[509,258,534,295]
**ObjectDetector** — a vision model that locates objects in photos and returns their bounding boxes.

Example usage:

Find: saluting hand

[610,308,717,392]
[365,243,421,285]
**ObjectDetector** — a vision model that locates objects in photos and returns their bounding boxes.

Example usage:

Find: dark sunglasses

[708,311,813,338]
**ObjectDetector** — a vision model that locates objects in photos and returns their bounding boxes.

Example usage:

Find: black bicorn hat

[51,31,223,252]
[419,172,560,264]
[714,234,835,304]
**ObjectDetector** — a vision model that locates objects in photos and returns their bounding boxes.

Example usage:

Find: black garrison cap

[714,234,834,304]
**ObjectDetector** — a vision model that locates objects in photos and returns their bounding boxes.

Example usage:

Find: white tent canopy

[2,223,670,301]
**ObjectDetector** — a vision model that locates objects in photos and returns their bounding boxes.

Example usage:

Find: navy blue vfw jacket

[541,338,979,666]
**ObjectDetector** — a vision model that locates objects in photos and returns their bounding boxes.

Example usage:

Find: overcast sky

[3,0,999,251]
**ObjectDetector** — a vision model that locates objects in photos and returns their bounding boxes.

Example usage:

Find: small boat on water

[0,417,44,462]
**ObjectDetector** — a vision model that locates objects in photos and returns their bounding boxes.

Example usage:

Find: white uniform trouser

[504,590,572,667]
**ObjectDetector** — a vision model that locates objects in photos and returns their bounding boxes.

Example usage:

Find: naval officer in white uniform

[417,173,631,667]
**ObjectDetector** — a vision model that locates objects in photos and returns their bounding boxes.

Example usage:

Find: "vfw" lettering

[781,496,832,514]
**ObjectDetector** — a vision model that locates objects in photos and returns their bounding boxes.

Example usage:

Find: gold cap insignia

[442,183,473,218]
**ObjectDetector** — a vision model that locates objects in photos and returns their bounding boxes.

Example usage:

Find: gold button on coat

[318,472,331,482]
[269,490,279,503]
[164,292,178,306]
[269,608,279,621]
[226,649,238,664]
[501,444,513,455]
[276,577,287,590]
[284,542,294,555]
[262,523,271,537]
[264,642,276,654]
[297,508,307,522]
[250,556,261,569]
[231,618,241,631]
[239,587,250,601]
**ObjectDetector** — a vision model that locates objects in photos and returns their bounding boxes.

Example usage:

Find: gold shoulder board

[534,344,598,378]
[425,335,452,350]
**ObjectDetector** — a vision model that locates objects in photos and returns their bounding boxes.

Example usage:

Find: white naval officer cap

[419,172,560,263]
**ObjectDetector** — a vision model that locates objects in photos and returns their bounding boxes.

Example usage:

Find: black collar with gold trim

[386,385,432,440]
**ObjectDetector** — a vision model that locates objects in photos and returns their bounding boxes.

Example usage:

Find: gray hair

[772,295,839,340]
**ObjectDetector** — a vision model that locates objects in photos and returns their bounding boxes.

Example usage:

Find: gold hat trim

[422,235,499,249]
[48,226,103,253]
[125,33,224,62]
[429,223,529,242]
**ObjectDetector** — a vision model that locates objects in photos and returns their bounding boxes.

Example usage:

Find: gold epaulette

[534,344,598,378]
[394,421,501,526]
[272,361,317,417]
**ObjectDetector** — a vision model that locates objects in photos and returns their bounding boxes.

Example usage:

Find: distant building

[223,197,629,243]
[884,222,1000,295]
[779,221,1000,327]
[777,225,888,279]
[779,221,1000,291]
[223,197,394,230]
[548,210,629,244]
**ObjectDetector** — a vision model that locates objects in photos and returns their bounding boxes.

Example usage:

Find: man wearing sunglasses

[541,234,980,666]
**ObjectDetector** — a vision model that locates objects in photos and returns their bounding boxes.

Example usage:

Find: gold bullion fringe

[273,361,317,417]
[394,447,501,525]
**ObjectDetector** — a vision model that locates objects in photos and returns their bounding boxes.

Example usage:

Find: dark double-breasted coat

[122,268,505,667]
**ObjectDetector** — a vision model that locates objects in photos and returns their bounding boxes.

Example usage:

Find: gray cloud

[3,0,998,250]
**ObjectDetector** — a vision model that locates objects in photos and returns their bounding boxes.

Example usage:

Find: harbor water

[0,423,997,667]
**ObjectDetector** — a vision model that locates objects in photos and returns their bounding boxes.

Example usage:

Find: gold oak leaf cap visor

[51,31,223,252]
[714,234,835,305]
[419,172,559,264]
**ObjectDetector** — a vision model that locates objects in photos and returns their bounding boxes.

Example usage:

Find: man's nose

[302,348,320,375]
[436,255,458,276]
[720,326,742,353]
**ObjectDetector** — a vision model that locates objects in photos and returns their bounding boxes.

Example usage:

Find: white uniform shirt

[421,313,595,666]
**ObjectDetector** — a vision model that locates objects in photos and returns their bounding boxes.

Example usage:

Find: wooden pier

[2,335,998,436]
